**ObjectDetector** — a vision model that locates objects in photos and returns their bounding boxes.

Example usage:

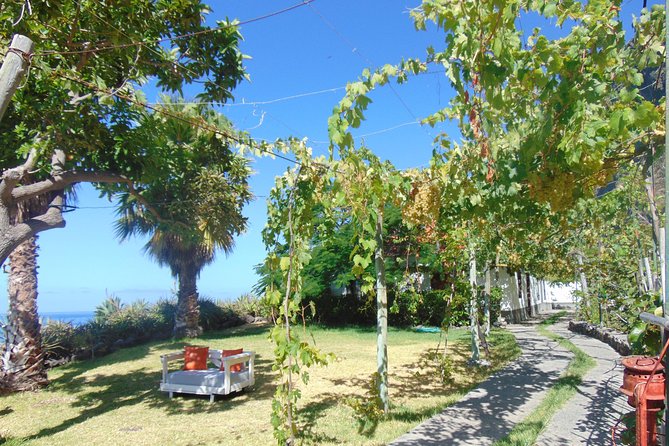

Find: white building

[494,268,576,323]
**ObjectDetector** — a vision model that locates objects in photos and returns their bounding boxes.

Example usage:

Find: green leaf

[280,256,291,271]
[609,110,623,134]
[361,239,377,252]
[628,324,646,345]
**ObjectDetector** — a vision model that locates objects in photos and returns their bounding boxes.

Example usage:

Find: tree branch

[10,169,170,226]
[1,194,66,263]
[12,170,131,201]
[24,194,66,233]
[0,148,39,203]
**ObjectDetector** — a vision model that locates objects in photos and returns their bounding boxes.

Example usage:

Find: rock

[493,318,507,327]
[467,358,491,367]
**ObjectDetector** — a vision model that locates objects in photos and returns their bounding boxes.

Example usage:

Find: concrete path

[390,318,627,446]
[535,323,628,445]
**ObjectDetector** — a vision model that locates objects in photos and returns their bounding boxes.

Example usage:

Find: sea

[0,311,94,342]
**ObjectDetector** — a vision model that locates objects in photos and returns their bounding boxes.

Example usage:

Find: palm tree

[0,188,61,392]
[148,232,214,337]
[114,98,251,338]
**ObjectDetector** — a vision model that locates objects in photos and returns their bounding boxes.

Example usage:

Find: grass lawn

[0,324,519,446]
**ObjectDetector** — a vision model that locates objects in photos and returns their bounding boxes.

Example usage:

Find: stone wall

[568,320,632,356]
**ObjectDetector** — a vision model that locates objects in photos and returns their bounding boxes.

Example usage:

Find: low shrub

[41,296,247,366]
[306,292,376,326]
[224,293,273,319]
[199,297,244,331]
[389,289,474,328]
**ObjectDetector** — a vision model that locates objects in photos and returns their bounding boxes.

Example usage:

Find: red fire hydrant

[620,356,665,446]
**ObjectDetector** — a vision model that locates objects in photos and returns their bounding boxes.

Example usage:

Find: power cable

[62,195,269,211]
[311,120,420,144]
[156,86,346,108]
[33,0,316,57]
[156,70,445,109]
[86,8,206,88]
[307,2,434,141]
[56,71,306,167]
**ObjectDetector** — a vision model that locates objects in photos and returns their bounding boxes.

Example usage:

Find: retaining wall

[568,320,632,356]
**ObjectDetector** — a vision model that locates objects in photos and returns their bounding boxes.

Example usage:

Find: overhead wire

[153,86,346,108]
[310,120,420,144]
[156,70,444,109]
[56,71,306,167]
[30,2,445,178]
[62,195,269,211]
[86,8,206,88]
[33,0,317,57]
[307,2,434,142]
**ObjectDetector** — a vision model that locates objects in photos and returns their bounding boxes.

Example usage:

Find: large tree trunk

[1,236,47,392]
[174,265,202,338]
[374,210,389,413]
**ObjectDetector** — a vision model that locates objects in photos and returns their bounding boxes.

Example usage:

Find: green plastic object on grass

[413,326,441,333]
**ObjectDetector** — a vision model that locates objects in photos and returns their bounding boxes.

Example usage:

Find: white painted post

[374,210,389,412]
[0,35,34,122]
[469,244,480,362]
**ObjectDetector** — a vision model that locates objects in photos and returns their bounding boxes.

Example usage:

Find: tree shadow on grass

[391,326,572,445]
[294,341,489,443]
[50,343,156,379]
[21,352,277,442]
[199,324,271,341]
[325,341,484,404]
[297,396,343,444]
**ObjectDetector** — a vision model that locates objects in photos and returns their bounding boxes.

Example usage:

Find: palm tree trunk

[1,236,48,392]
[174,265,202,338]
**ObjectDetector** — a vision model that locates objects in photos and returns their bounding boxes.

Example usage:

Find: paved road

[535,323,627,445]
[390,318,627,445]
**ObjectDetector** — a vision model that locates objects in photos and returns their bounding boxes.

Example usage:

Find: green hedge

[41,297,251,366]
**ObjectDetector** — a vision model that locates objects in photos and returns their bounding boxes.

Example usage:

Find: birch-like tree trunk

[525,273,532,317]
[576,253,589,298]
[484,264,491,336]
[374,210,389,413]
[468,245,480,363]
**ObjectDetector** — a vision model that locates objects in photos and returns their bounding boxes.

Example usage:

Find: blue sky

[0,0,660,313]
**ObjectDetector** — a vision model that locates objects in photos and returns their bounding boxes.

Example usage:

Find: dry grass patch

[0,324,519,446]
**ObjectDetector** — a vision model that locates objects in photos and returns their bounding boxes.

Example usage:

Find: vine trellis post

[468,243,481,363]
[282,180,297,445]
[374,208,389,412]
[262,146,332,445]
[663,0,668,440]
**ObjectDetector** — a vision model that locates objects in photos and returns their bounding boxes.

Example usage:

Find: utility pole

[0,34,34,122]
